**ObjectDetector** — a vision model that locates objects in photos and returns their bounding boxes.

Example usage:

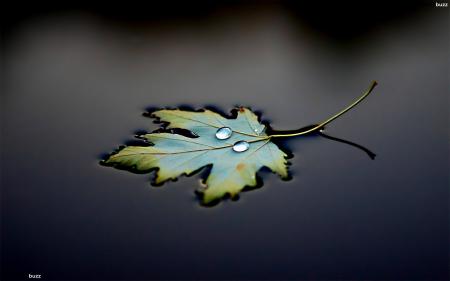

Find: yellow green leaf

[105,107,288,204]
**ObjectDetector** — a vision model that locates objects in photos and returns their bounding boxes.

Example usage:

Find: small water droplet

[233,141,249,152]
[215,127,232,140]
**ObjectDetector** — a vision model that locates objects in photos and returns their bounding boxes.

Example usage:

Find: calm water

[2,5,448,280]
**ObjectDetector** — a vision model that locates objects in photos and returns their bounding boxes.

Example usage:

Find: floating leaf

[102,81,378,205]
[105,108,288,204]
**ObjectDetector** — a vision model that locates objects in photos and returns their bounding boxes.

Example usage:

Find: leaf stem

[268,81,378,138]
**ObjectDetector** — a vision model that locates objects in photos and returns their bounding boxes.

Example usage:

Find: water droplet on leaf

[233,141,249,152]
[215,127,232,140]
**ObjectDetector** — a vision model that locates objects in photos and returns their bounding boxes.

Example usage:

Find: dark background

[1,1,449,280]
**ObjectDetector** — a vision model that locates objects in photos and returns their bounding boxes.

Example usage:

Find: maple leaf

[103,81,378,205]
[105,107,288,204]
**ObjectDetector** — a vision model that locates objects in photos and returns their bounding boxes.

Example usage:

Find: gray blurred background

[1,1,449,280]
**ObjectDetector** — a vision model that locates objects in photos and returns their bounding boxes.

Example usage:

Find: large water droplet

[215,127,232,140]
[233,141,249,152]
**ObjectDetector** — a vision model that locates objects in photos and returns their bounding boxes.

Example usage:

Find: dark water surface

[2,4,449,280]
